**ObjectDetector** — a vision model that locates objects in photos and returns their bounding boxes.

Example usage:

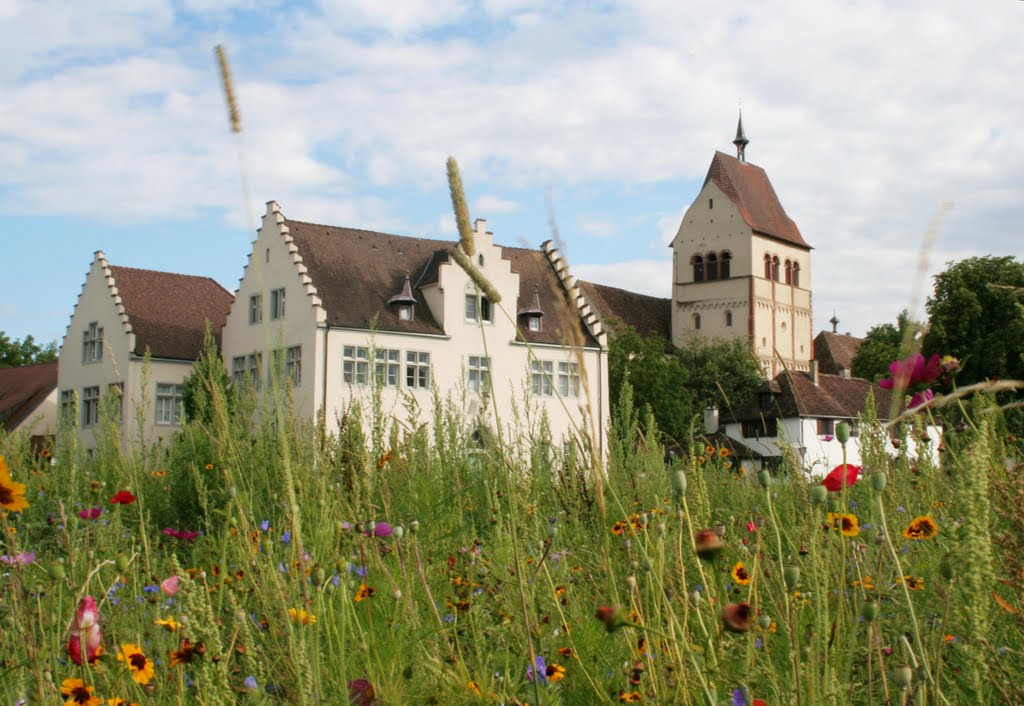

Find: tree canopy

[850,310,923,382]
[0,331,58,368]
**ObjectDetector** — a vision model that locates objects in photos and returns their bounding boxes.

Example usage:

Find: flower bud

[46,562,66,581]
[671,470,688,497]
[758,614,772,630]
[757,470,771,489]
[409,520,420,534]
[392,525,404,540]
[861,600,879,623]
[809,485,828,505]
[688,590,701,607]
[225,485,237,499]
[939,555,955,581]
[801,646,811,661]
[870,472,887,492]
[836,422,851,445]
[625,575,638,592]
[391,589,402,600]
[115,553,130,573]
[827,498,841,514]
[893,664,913,689]
[784,566,801,590]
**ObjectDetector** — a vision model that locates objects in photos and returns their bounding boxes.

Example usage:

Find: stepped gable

[110,266,233,360]
[729,370,896,422]
[704,151,810,249]
[577,281,672,343]
[814,331,864,375]
[0,361,58,432]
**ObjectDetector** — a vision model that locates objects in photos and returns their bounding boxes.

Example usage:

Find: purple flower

[259,520,271,532]
[732,687,748,706]
[244,676,258,690]
[909,389,935,409]
[281,530,291,545]
[365,522,393,538]
[0,551,35,565]
[78,508,102,520]
[527,655,547,684]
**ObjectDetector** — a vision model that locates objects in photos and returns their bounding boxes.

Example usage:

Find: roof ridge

[60,251,136,356]
[286,218,454,246]
[268,203,326,323]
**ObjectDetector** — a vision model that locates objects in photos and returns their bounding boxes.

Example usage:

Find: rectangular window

[270,288,286,320]
[155,383,184,425]
[742,418,779,439]
[531,359,553,396]
[82,386,100,427]
[81,322,103,363]
[247,353,262,390]
[232,356,246,386]
[248,294,263,325]
[343,346,369,385]
[107,382,124,423]
[60,389,75,419]
[406,351,430,389]
[467,355,490,393]
[558,361,580,397]
[465,293,492,323]
[373,348,400,386]
[817,418,835,436]
[527,316,541,331]
[286,345,301,386]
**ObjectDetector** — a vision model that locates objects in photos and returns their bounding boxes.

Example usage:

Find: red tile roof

[110,267,233,360]
[704,151,810,249]
[814,331,864,374]
[0,361,58,432]
[577,281,672,343]
[284,220,599,348]
[728,370,899,422]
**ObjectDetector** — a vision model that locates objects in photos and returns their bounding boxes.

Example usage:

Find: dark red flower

[721,602,753,633]
[110,490,137,505]
[348,678,376,706]
[822,464,860,492]
[162,528,201,541]
[694,529,725,561]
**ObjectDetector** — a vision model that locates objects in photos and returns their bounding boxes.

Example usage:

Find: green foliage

[181,325,236,426]
[0,331,58,368]
[607,324,763,443]
[851,310,923,381]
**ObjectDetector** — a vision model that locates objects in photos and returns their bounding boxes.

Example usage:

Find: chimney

[704,406,720,434]
[810,360,819,385]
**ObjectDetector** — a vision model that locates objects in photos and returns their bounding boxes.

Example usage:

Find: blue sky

[2,0,1021,348]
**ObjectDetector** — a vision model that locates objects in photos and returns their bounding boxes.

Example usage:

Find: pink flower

[78,507,102,520]
[160,576,181,596]
[822,464,861,492]
[162,528,201,541]
[364,522,393,538]
[67,596,102,665]
[820,435,834,442]
[745,521,758,533]
[908,389,935,409]
[879,354,941,391]
[0,551,36,565]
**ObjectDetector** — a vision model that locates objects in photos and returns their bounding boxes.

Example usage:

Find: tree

[851,310,924,381]
[181,326,236,426]
[924,256,1024,385]
[0,331,58,368]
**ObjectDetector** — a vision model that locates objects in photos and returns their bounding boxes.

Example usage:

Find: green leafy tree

[851,310,924,381]
[181,325,236,426]
[0,331,58,368]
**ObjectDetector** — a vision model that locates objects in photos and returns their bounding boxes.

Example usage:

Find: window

[60,390,75,419]
[771,256,780,282]
[784,259,793,285]
[742,418,778,438]
[375,348,400,387]
[107,382,124,423]
[247,353,262,390]
[720,251,731,279]
[558,361,580,397]
[82,322,103,363]
[398,304,414,321]
[726,310,733,327]
[764,254,772,279]
[467,355,490,393]
[792,262,800,288]
[759,392,774,411]
[694,313,701,330]
[709,198,713,209]
[82,386,100,427]
[531,360,553,397]
[343,346,369,385]
[155,383,184,425]
[818,418,835,436]
[232,356,246,386]
[465,292,492,323]
[270,288,286,320]
[693,255,704,283]
[406,351,430,389]
[706,252,719,280]
[286,345,301,386]
[248,294,263,324]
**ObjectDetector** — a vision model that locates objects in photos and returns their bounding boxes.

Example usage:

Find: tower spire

[733,109,749,162]
[829,311,839,334]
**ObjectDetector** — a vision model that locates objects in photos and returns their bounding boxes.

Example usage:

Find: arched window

[725,310,733,327]
[792,262,801,287]
[720,251,731,279]
[694,313,701,330]
[692,255,704,283]
[764,254,772,279]
[771,256,780,282]
[784,259,793,285]
[706,252,718,281]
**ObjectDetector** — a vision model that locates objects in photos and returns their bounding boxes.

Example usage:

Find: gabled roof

[0,361,58,432]
[727,370,897,422]
[814,331,864,375]
[577,281,672,343]
[704,151,810,249]
[284,220,600,348]
[109,266,233,360]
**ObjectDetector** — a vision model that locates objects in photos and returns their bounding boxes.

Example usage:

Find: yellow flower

[354,584,376,603]
[288,608,317,624]
[546,662,567,683]
[902,515,938,540]
[61,678,101,706]
[611,520,628,536]
[154,616,180,632]
[150,470,168,478]
[619,691,643,703]
[899,575,925,591]
[719,447,732,458]
[827,512,860,537]
[731,562,752,586]
[0,456,29,512]
[468,681,482,696]
[107,699,141,706]
[204,463,215,470]
[116,643,155,685]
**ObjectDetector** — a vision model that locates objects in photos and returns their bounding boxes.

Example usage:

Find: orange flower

[902,515,938,540]
[0,456,29,512]
[731,562,751,586]
[61,678,101,706]
[354,584,376,602]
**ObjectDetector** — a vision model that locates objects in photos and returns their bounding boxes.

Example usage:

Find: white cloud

[475,194,520,214]
[573,260,672,299]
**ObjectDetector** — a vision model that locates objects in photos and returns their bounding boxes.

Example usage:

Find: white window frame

[231,356,246,386]
[531,359,553,397]
[270,288,286,320]
[286,345,301,386]
[465,292,493,324]
[467,355,490,393]
[405,351,430,389]
[155,383,184,426]
[248,294,263,325]
[82,386,100,427]
[343,346,369,385]
[558,361,580,397]
[82,322,103,364]
[374,348,400,387]
[527,316,541,332]
[60,389,75,419]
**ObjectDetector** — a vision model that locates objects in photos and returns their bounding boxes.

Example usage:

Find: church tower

[670,113,813,376]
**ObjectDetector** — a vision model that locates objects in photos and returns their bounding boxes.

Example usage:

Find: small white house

[718,362,941,476]
[0,361,59,448]
[57,252,233,450]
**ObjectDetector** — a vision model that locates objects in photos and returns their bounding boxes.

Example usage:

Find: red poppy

[110,490,137,505]
[822,464,860,492]
[162,528,201,541]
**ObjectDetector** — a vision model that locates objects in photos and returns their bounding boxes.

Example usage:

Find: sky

[1,0,1021,349]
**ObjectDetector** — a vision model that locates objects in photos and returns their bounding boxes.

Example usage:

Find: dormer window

[465,290,492,324]
[518,287,544,333]
[388,274,417,322]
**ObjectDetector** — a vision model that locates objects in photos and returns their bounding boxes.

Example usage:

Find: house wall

[10,389,58,438]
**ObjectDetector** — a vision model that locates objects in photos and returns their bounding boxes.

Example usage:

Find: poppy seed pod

[46,562,66,581]
[893,664,913,689]
[671,469,688,497]
[836,422,851,445]
[870,472,887,491]
[784,566,801,590]
[861,600,879,623]
[939,555,955,581]
[809,485,828,505]
[758,614,772,630]
[757,470,771,489]
[392,525,404,540]
[625,575,638,592]
[115,553,130,573]
[688,590,701,607]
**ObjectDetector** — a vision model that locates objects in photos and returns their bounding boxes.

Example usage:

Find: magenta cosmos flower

[879,353,941,391]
